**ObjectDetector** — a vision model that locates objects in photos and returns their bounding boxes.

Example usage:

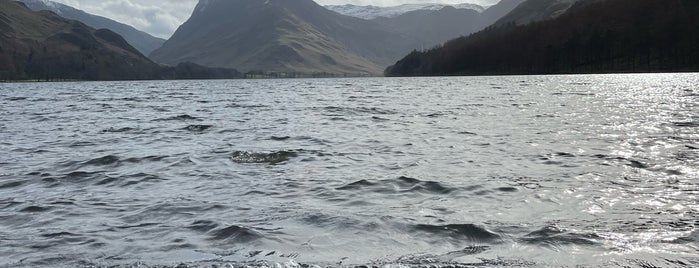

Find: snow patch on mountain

[325,3,486,20]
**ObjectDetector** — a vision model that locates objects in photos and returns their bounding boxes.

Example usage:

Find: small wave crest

[519,226,601,247]
[411,223,501,243]
[197,221,263,243]
[154,114,199,121]
[83,155,121,166]
[337,176,456,195]
[230,151,298,164]
[322,106,396,116]
[183,124,213,131]
[101,127,136,133]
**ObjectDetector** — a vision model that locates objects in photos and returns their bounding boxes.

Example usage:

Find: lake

[0,74,697,267]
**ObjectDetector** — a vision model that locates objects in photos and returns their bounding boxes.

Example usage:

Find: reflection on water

[0,74,697,267]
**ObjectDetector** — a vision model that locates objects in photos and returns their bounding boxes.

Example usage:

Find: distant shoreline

[4,71,699,84]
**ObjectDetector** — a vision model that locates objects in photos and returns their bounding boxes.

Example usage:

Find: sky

[50,0,500,39]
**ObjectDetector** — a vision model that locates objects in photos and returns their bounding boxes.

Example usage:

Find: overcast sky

[50,0,500,39]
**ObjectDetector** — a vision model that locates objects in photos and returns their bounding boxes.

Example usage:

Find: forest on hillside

[386,0,699,76]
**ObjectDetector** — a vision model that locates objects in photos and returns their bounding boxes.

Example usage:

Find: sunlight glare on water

[0,74,697,267]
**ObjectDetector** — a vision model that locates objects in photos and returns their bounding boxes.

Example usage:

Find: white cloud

[51,0,198,39]
[49,0,500,39]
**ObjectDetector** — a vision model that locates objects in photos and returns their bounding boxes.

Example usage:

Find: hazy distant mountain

[494,0,579,26]
[150,0,424,75]
[0,1,240,81]
[18,0,165,55]
[325,3,486,20]
[374,0,525,50]
[386,0,699,76]
[373,7,482,50]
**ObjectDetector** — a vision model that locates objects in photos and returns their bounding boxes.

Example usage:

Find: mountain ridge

[18,0,165,56]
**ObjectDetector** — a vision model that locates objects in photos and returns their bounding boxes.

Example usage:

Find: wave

[101,127,136,133]
[93,173,164,187]
[207,223,263,243]
[673,230,699,243]
[519,226,601,247]
[74,155,169,171]
[269,136,290,141]
[322,106,396,116]
[0,180,25,189]
[183,124,213,131]
[671,121,699,128]
[230,150,298,164]
[153,114,199,121]
[82,155,121,166]
[19,205,52,213]
[411,223,501,243]
[337,176,456,195]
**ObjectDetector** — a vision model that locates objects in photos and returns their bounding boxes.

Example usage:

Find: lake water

[0,74,697,268]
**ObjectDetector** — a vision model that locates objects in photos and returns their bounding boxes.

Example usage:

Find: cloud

[51,0,198,39]
[50,0,499,39]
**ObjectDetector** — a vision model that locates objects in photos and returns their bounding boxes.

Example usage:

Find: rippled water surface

[0,74,697,267]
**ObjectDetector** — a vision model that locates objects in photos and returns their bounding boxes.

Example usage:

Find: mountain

[151,0,523,75]
[494,0,580,26]
[385,0,699,76]
[18,0,165,56]
[324,3,486,20]
[0,1,240,81]
[373,7,482,50]
[374,0,525,50]
[150,0,423,75]
[480,0,529,23]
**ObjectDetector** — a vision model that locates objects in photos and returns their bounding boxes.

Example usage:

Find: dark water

[0,74,697,267]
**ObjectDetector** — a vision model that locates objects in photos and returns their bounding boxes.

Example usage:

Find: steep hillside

[494,0,580,26]
[19,0,165,55]
[0,1,240,81]
[480,0,528,24]
[386,0,699,76]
